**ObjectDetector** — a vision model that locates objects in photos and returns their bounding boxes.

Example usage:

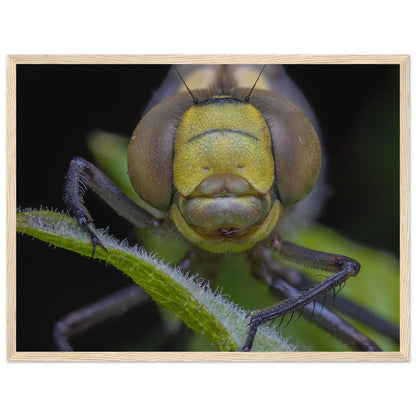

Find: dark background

[16,64,400,351]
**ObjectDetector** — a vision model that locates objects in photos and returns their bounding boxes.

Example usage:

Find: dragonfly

[17,64,400,352]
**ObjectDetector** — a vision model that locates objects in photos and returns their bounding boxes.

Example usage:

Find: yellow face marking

[173,98,275,196]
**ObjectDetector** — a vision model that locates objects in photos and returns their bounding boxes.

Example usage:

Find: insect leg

[267,274,381,351]
[330,296,400,343]
[249,247,381,351]
[259,247,399,344]
[65,156,164,255]
[54,248,197,351]
[289,271,399,343]
[53,284,149,351]
[241,237,362,351]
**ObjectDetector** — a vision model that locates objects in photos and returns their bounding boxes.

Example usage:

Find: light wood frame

[7,55,410,361]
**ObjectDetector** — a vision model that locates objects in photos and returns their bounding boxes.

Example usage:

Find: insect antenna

[245,64,267,102]
[173,65,198,104]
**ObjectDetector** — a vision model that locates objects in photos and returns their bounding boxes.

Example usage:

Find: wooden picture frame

[7,55,409,361]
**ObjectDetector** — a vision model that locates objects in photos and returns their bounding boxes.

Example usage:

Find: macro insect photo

[16,62,400,353]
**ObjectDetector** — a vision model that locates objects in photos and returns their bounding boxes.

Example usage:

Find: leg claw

[80,222,108,257]
[90,234,107,258]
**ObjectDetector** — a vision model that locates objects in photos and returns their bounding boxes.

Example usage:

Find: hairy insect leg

[254,259,381,350]
[249,247,381,351]
[53,248,197,351]
[53,285,149,351]
[278,283,381,351]
[241,236,362,351]
[258,247,400,344]
[64,157,164,254]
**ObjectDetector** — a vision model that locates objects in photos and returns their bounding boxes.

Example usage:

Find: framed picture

[8,55,409,361]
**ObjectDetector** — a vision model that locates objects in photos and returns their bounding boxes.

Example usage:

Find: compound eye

[128,92,194,212]
[249,92,322,207]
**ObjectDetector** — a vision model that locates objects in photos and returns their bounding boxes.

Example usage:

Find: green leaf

[16,209,296,352]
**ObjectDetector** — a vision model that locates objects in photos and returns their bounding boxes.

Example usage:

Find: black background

[16,64,400,351]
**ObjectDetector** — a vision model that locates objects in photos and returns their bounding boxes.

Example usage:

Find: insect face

[171,96,280,253]
[128,68,322,254]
